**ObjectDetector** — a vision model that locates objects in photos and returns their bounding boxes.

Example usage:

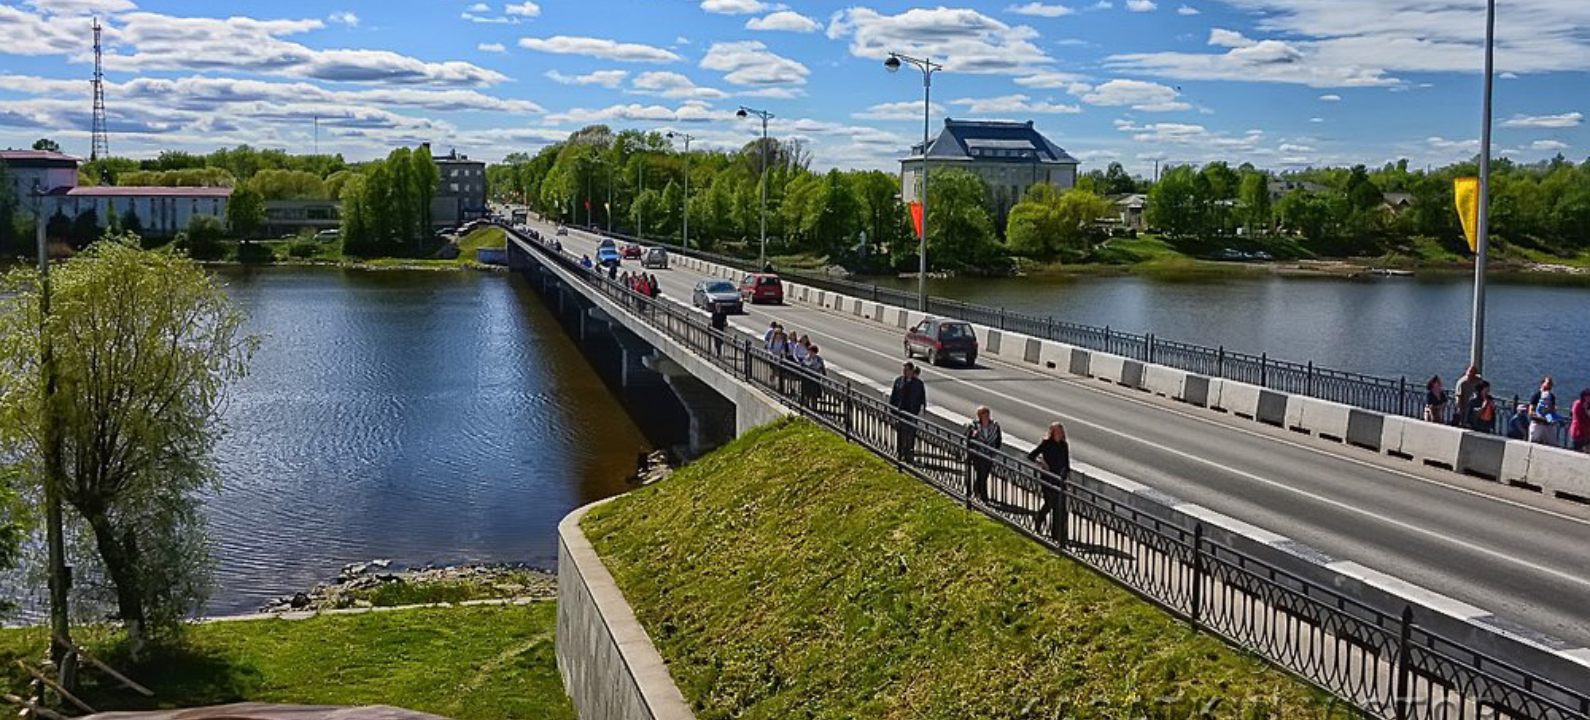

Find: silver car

[642,247,669,269]
[693,279,743,314]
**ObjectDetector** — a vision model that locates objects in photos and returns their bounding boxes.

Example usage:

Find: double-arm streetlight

[736,106,774,268]
[667,131,695,250]
[885,52,941,312]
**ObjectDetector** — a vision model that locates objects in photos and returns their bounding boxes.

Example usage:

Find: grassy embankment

[154,226,508,269]
[583,419,1337,719]
[0,602,574,720]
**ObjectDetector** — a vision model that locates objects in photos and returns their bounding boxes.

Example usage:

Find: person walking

[710,309,728,355]
[791,334,811,364]
[1467,381,1497,434]
[1571,388,1590,453]
[966,406,1003,503]
[1423,375,1448,423]
[607,261,618,280]
[1027,422,1070,538]
[648,274,662,299]
[801,344,826,408]
[767,329,789,393]
[889,362,927,462]
[1528,376,1559,444]
[764,321,780,346]
[1454,366,1482,428]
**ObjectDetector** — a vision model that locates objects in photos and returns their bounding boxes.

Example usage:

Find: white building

[900,119,1080,225]
[2,149,230,236]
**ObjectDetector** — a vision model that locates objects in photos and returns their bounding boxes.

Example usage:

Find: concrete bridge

[503,220,1590,708]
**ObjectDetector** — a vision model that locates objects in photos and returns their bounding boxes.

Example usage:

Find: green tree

[1006,185,1110,259]
[1147,166,1206,237]
[1276,190,1334,243]
[801,170,862,256]
[413,143,440,233]
[69,209,100,249]
[32,138,60,153]
[0,239,256,650]
[178,214,227,260]
[924,169,1001,270]
[120,207,144,237]
[227,184,266,238]
[0,160,16,257]
[1238,172,1272,235]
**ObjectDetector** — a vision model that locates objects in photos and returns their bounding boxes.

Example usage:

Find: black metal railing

[571,224,1570,447]
[512,229,1589,720]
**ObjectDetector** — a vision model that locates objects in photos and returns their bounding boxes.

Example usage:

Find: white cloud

[546,101,718,125]
[1278,142,1314,153]
[852,100,948,120]
[1529,139,1569,151]
[505,2,540,17]
[1309,117,1324,123]
[630,71,728,99]
[1499,71,1519,79]
[1014,71,1093,94]
[466,3,490,12]
[544,69,629,88]
[950,94,1081,114]
[1318,93,1341,101]
[1006,3,1074,17]
[1427,136,1480,154]
[700,0,766,14]
[1500,112,1582,128]
[700,40,809,85]
[1126,0,1157,12]
[519,35,681,63]
[327,11,359,27]
[1207,28,1252,47]
[746,11,821,33]
[27,0,135,14]
[826,6,1053,74]
[478,42,506,53]
[1176,4,1199,14]
[1081,79,1190,111]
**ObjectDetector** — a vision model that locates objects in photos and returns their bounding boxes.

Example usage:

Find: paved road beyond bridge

[525,220,1590,652]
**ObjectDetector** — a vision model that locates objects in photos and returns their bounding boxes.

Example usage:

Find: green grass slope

[583,419,1333,720]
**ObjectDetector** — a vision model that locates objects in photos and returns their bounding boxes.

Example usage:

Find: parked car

[642,247,669,269]
[596,238,621,266]
[314,229,339,243]
[905,318,979,366]
[693,279,743,314]
[739,273,783,305]
[622,243,644,259]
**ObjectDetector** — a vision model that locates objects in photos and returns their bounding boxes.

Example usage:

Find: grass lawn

[583,419,1335,720]
[0,603,573,720]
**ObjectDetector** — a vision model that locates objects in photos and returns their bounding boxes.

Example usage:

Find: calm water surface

[206,267,643,614]
[875,273,1589,403]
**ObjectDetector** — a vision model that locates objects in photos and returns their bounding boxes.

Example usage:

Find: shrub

[288,239,318,259]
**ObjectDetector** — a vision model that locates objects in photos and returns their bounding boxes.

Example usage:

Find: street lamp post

[668,131,695,250]
[1469,0,1497,372]
[737,106,774,269]
[32,183,74,686]
[885,52,941,312]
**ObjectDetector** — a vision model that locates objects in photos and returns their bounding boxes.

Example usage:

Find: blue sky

[0,0,1585,175]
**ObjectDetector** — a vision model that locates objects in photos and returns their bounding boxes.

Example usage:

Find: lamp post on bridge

[736,106,774,269]
[884,51,941,313]
[667,131,695,250]
[1468,0,1497,373]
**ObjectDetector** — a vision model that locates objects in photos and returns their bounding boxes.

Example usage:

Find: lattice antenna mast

[90,16,110,161]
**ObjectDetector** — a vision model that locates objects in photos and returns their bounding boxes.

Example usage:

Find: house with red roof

[2,149,231,236]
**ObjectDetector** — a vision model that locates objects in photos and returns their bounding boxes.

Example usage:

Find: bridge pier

[645,353,736,459]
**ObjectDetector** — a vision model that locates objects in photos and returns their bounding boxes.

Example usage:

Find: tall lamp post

[32,183,74,684]
[885,52,941,312]
[667,131,695,250]
[1469,0,1497,372]
[736,106,774,269]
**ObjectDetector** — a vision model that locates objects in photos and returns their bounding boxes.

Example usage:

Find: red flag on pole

[908,202,924,239]
[584,199,592,211]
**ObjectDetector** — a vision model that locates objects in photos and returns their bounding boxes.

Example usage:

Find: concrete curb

[558,499,696,720]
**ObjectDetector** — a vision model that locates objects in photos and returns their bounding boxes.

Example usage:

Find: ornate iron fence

[516,229,1590,720]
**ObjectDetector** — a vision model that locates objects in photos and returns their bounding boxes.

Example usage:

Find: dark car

[739,273,783,305]
[905,318,979,366]
[693,279,743,314]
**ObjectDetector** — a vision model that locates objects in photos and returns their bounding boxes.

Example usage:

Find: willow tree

[0,237,256,650]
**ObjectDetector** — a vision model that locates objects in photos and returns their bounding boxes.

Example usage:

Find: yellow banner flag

[1453,177,1480,253]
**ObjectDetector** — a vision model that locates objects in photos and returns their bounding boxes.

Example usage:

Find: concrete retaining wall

[558,501,696,720]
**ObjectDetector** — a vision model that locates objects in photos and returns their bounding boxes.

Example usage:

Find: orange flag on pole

[908,202,924,239]
[1453,177,1480,253]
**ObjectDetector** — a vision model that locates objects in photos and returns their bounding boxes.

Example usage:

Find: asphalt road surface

[533,220,1590,649]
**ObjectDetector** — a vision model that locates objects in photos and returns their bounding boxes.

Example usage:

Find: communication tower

[90,16,110,161]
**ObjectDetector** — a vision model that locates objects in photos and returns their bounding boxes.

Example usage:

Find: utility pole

[737,107,774,269]
[33,184,75,689]
[884,53,941,312]
[668,132,695,249]
[1469,0,1496,372]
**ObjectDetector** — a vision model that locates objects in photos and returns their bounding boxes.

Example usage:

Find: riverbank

[0,602,574,719]
[582,419,1334,718]
[259,562,558,613]
[190,226,510,272]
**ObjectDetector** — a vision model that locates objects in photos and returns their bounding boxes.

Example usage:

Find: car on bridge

[642,247,669,269]
[596,239,621,267]
[693,279,743,314]
[739,273,783,305]
[905,318,979,367]
[622,243,644,259]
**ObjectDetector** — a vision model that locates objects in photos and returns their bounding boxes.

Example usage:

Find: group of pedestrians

[621,271,661,300]
[1424,368,1589,451]
[763,321,826,403]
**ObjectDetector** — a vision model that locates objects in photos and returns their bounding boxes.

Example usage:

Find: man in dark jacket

[710,309,728,355]
[889,362,927,462]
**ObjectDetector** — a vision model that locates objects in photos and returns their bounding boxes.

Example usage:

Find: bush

[179,215,226,260]
[235,242,274,264]
[288,239,318,258]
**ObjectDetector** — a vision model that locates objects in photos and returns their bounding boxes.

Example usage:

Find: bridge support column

[645,352,736,459]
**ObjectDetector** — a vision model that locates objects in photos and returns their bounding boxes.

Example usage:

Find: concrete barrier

[1143,364,1187,400]
[1526,445,1590,500]
[1067,347,1091,377]
[984,329,1004,358]
[1092,353,1127,385]
[1034,340,1071,371]
[1182,374,1211,407]
[1379,415,1409,457]
[1500,442,1533,484]
[1397,420,1465,470]
[1456,432,1507,479]
[1022,337,1042,365]
[1345,409,1384,451]
[1286,396,1353,442]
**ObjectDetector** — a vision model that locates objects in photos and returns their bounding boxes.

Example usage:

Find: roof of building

[0,149,82,166]
[906,119,1078,165]
[50,186,233,198]
[1382,192,1416,206]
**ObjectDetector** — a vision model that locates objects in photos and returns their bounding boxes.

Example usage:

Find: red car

[905,318,979,366]
[621,243,643,259]
[739,273,783,305]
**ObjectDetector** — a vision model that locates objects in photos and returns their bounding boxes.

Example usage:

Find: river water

[204,267,643,614]
[875,273,1589,406]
